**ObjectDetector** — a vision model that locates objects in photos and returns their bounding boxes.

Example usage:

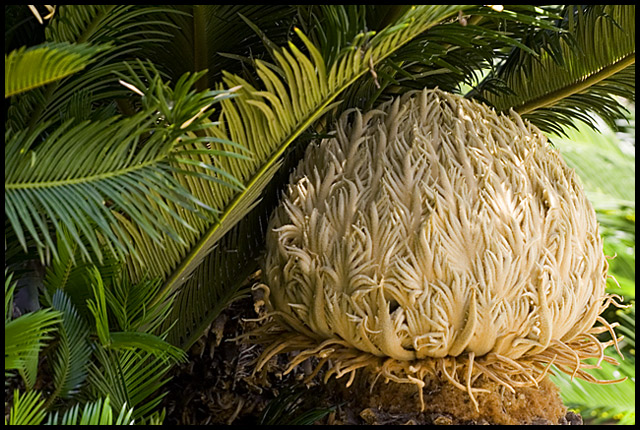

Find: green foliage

[7,391,135,425]
[4,4,636,425]
[5,42,110,98]
[477,5,635,136]
[5,231,185,424]
[49,290,92,402]
[5,68,241,266]
[6,390,47,425]
[5,272,62,388]
[45,397,135,425]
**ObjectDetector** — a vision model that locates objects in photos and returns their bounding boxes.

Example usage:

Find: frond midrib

[516,53,636,114]
[6,158,161,190]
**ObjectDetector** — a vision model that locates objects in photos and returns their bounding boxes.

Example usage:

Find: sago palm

[4,4,635,425]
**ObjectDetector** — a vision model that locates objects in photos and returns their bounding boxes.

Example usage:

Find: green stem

[6,159,160,190]
[516,53,635,114]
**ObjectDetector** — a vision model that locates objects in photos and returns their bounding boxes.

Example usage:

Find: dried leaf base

[328,367,569,425]
[244,315,623,425]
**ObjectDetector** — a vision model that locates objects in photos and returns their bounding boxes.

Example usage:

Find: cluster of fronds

[5,229,184,424]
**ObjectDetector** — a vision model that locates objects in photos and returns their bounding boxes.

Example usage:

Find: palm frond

[292,5,373,68]
[373,6,562,101]
[86,267,111,346]
[5,68,240,265]
[5,42,110,98]
[6,5,177,132]
[81,266,184,421]
[7,389,47,425]
[115,5,471,348]
[105,276,172,334]
[49,290,92,402]
[86,346,178,421]
[5,273,61,389]
[108,331,185,362]
[139,5,297,88]
[477,5,635,135]
[45,396,135,425]
[41,228,114,319]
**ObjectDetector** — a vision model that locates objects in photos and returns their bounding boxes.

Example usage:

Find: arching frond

[87,346,179,421]
[5,68,240,265]
[140,5,296,88]
[370,5,561,101]
[478,5,635,135]
[5,272,62,388]
[49,290,92,402]
[7,390,47,425]
[6,5,177,131]
[5,42,109,98]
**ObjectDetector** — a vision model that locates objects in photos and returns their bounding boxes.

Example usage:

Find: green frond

[364,5,561,102]
[5,42,110,98]
[5,273,61,388]
[87,346,178,421]
[49,290,92,402]
[7,389,47,425]
[6,5,178,132]
[5,68,240,265]
[108,331,185,362]
[41,228,111,319]
[139,5,296,86]
[45,396,135,425]
[114,5,471,348]
[479,5,635,135]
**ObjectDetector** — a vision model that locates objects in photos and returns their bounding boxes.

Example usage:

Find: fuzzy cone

[253,88,624,410]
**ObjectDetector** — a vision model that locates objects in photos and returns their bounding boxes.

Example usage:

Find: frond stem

[5,158,162,190]
[515,53,635,115]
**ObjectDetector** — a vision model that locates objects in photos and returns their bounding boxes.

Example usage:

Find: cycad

[119,5,488,347]
[4,4,636,424]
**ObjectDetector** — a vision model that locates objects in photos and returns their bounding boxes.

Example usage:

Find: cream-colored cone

[252,88,624,411]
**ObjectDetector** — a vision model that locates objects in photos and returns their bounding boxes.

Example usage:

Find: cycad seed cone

[253,88,623,410]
